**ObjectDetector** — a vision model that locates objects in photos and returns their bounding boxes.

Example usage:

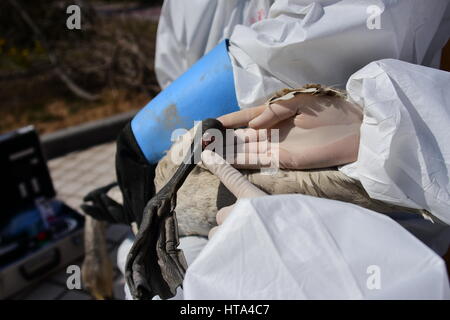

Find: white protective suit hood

[228,0,450,107]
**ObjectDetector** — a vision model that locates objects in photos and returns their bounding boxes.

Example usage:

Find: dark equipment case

[0,126,84,299]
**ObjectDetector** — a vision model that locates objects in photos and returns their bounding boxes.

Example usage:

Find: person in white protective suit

[116,0,450,299]
[181,59,450,300]
[183,150,450,299]
[155,0,274,89]
[117,59,450,299]
[155,0,450,107]
[197,59,450,300]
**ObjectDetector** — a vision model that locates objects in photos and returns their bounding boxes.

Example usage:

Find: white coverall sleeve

[228,0,450,108]
[339,58,450,225]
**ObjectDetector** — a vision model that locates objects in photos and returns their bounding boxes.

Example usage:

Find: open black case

[0,126,84,299]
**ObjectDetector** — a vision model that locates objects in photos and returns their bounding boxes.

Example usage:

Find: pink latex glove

[217,93,363,170]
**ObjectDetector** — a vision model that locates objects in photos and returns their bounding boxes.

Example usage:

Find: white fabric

[117,209,450,300]
[228,0,450,108]
[117,232,134,276]
[117,232,135,300]
[183,194,450,299]
[155,0,273,89]
[155,0,449,107]
[339,59,450,225]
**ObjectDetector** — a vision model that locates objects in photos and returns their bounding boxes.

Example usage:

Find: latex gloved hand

[201,150,266,239]
[218,87,363,170]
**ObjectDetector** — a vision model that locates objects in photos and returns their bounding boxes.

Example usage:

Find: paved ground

[12,142,131,300]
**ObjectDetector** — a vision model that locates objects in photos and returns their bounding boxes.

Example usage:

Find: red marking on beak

[202,136,215,149]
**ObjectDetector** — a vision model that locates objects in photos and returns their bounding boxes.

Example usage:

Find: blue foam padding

[131,40,239,163]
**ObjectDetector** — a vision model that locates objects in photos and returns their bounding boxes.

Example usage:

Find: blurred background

[0,0,165,300]
[0,0,162,135]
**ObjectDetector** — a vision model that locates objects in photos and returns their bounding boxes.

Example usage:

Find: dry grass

[0,13,160,135]
[0,73,154,135]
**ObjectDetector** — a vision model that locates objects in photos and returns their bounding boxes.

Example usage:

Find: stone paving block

[22,282,66,300]
[72,171,97,185]
[52,176,67,189]
[56,154,81,171]
[91,149,115,162]
[92,162,116,176]
[108,187,123,204]
[48,162,68,179]
[63,197,82,210]
[76,149,99,162]
[58,183,83,198]
[93,172,114,185]
[73,185,99,200]
[58,169,84,185]
[93,147,114,159]
[93,175,116,188]
[48,156,66,168]
[101,142,117,153]
[77,160,100,174]
[49,170,65,183]
[90,143,110,153]
[49,168,65,182]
